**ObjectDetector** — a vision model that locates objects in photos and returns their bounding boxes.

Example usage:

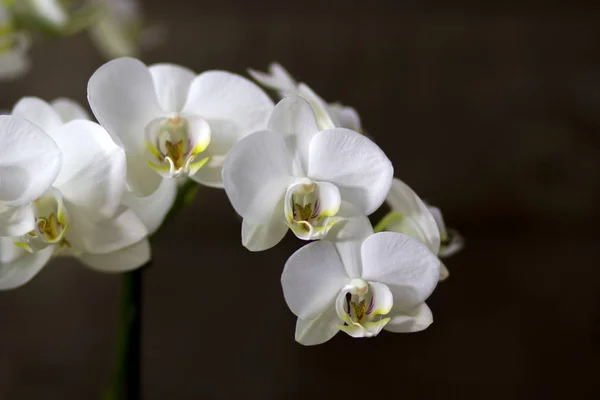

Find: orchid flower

[281,212,439,345]
[0,2,31,80]
[0,97,150,289]
[49,96,178,235]
[377,178,464,280]
[223,96,393,251]
[249,62,362,133]
[87,57,274,196]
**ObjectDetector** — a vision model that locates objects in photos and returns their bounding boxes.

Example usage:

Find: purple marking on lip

[311,198,320,219]
[366,296,374,315]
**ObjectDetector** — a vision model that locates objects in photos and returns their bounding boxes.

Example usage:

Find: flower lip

[14,187,71,252]
[283,178,341,241]
[144,113,211,178]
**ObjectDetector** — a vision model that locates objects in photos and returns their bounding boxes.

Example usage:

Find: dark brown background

[1,0,600,398]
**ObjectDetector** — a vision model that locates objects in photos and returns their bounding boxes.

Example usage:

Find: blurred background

[1,0,600,398]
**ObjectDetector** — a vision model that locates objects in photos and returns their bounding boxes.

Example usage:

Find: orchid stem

[106,266,145,400]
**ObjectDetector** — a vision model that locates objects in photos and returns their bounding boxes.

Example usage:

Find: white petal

[0,203,34,236]
[385,303,433,333]
[222,130,293,223]
[51,120,126,221]
[78,238,150,273]
[385,178,441,255]
[325,201,372,278]
[51,98,91,122]
[267,96,319,174]
[126,152,163,197]
[361,232,440,311]
[12,97,63,132]
[308,128,393,215]
[281,240,348,320]
[295,303,341,346]
[241,200,288,252]
[183,70,274,143]
[66,206,148,255]
[248,62,298,96]
[87,57,162,151]
[0,116,62,205]
[428,205,447,239]
[327,103,362,132]
[122,178,177,235]
[0,243,53,290]
[149,63,196,113]
[297,84,335,131]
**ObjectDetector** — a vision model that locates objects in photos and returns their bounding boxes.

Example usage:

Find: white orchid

[249,62,362,133]
[0,2,31,80]
[378,178,464,280]
[223,96,393,251]
[0,97,150,289]
[281,212,440,345]
[87,57,274,197]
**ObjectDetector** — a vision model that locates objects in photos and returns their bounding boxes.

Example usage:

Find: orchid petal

[78,238,150,273]
[325,201,372,279]
[51,98,91,122]
[0,116,62,205]
[12,97,63,132]
[66,206,148,255]
[0,203,34,236]
[308,128,393,215]
[267,96,319,175]
[295,303,341,346]
[122,178,177,235]
[88,57,162,151]
[241,200,288,252]
[248,63,297,96]
[149,63,196,113]
[385,303,433,333]
[361,232,439,311]
[223,130,293,223]
[50,120,126,221]
[0,241,53,290]
[281,240,348,320]
[385,178,441,255]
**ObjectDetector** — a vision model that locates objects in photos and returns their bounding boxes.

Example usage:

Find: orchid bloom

[249,62,362,133]
[0,2,31,80]
[378,178,464,280]
[281,213,440,345]
[0,97,150,289]
[223,96,393,251]
[88,57,274,196]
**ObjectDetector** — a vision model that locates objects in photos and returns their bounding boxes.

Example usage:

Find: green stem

[373,211,402,233]
[106,267,145,400]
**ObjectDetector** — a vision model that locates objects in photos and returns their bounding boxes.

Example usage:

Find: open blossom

[88,57,274,196]
[249,62,362,133]
[281,213,440,345]
[0,97,150,289]
[381,178,464,280]
[223,96,393,251]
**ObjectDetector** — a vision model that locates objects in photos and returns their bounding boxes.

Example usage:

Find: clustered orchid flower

[0,57,463,348]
